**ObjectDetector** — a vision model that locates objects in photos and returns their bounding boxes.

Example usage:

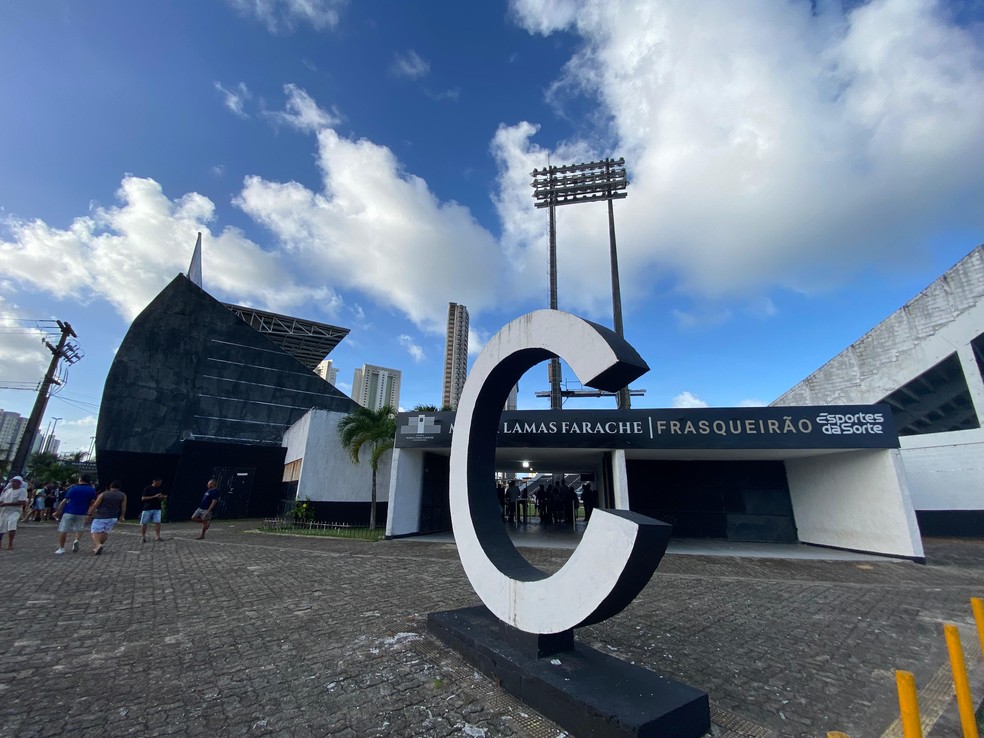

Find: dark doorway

[213,467,255,519]
[419,453,451,533]
[626,459,797,543]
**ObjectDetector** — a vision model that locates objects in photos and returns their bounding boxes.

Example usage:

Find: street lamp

[530,157,632,408]
[44,417,62,454]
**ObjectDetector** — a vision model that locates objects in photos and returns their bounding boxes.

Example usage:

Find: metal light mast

[531,157,632,408]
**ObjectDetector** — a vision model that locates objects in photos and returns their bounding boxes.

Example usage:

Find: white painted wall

[282,408,393,505]
[385,447,424,537]
[900,428,984,510]
[786,450,924,558]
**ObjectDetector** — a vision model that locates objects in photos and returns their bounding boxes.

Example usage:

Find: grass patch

[257,518,384,542]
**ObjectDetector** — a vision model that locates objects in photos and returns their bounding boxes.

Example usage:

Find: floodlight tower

[531,157,631,408]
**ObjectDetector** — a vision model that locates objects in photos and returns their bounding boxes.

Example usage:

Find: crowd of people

[495,477,600,526]
[0,473,223,553]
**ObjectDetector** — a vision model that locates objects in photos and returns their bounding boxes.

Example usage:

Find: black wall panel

[625,459,797,543]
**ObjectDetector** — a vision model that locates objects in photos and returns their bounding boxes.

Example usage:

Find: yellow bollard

[944,623,980,738]
[972,598,984,658]
[827,732,850,738]
[895,670,923,738]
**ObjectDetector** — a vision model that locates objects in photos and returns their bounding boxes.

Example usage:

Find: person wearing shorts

[87,480,127,556]
[191,479,220,539]
[54,474,98,554]
[140,477,167,543]
[0,476,29,550]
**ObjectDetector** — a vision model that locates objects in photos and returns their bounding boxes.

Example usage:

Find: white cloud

[672,307,733,330]
[425,87,461,102]
[266,83,342,133]
[467,327,485,356]
[54,415,98,455]
[500,0,984,316]
[214,81,252,118]
[672,391,708,409]
[236,119,506,334]
[226,0,345,33]
[0,298,49,386]
[737,398,766,407]
[398,334,425,363]
[0,177,338,322]
[391,50,431,80]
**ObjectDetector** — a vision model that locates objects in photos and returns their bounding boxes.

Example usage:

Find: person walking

[191,479,220,539]
[505,479,519,524]
[30,485,46,522]
[0,476,29,550]
[581,482,599,522]
[54,474,98,554]
[140,477,167,542]
[86,480,127,555]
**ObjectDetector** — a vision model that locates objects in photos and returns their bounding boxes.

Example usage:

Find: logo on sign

[815,412,885,435]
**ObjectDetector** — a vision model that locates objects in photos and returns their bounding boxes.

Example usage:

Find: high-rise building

[442,302,469,409]
[0,410,27,463]
[352,364,401,412]
[315,359,339,386]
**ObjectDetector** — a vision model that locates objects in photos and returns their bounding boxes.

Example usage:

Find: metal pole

[548,200,563,410]
[41,417,55,454]
[944,623,980,738]
[45,417,62,455]
[606,165,630,410]
[895,670,923,738]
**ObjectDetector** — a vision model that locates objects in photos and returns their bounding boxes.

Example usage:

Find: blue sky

[1,0,983,455]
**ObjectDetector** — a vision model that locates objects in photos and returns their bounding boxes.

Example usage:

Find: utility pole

[11,321,79,475]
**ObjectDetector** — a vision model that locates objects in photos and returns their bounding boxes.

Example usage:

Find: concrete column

[957,343,984,425]
[786,449,924,559]
[385,448,424,538]
[611,449,630,510]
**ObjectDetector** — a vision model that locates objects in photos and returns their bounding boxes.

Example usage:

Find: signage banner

[395,405,899,451]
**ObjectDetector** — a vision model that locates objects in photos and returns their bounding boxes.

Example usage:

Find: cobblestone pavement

[1,520,983,737]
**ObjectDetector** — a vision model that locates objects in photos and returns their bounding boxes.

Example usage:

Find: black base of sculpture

[428,606,710,738]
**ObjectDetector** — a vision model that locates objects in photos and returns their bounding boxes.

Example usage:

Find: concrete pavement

[1,519,983,737]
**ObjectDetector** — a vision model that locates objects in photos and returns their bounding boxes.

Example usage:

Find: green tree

[337,405,397,531]
[28,452,76,484]
[411,404,439,412]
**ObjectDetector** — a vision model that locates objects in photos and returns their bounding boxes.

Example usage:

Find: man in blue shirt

[54,474,98,554]
[191,479,220,539]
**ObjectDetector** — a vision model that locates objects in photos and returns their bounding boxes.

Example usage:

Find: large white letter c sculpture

[449,310,672,635]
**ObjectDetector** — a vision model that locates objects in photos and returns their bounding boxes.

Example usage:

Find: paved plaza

[1,519,983,737]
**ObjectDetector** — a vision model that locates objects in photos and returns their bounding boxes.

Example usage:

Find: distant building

[315,359,339,386]
[352,364,401,412]
[442,302,469,410]
[0,411,27,462]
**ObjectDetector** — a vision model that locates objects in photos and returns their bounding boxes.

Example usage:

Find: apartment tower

[442,302,469,410]
[315,359,339,385]
[352,364,402,412]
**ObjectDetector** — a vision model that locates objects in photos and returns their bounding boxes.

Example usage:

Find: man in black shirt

[140,477,167,543]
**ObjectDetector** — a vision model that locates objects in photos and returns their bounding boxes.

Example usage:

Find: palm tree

[337,405,397,531]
